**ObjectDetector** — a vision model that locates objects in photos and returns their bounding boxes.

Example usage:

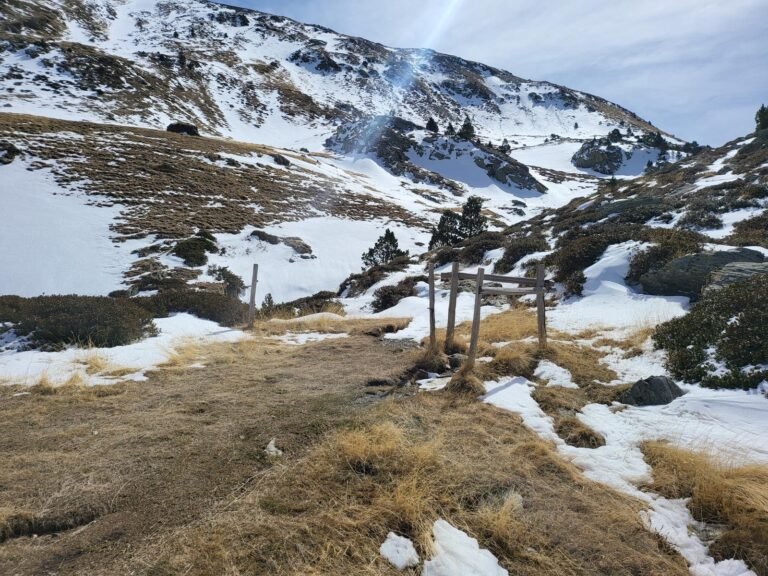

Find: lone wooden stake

[466,267,485,370]
[536,262,547,349]
[428,262,437,353]
[247,263,259,329]
[444,261,459,354]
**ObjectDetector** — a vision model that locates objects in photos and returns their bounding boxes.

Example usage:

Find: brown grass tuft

[555,415,606,448]
[642,441,768,575]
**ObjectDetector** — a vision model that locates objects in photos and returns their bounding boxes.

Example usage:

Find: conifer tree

[458,116,475,140]
[361,229,408,268]
[459,195,487,238]
[445,122,456,136]
[428,211,462,249]
[426,117,439,133]
[756,104,768,131]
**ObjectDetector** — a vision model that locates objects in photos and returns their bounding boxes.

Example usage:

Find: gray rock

[706,262,768,291]
[448,353,468,369]
[571,138,623,174]
[640,248,764,300]
[620,376,684,406]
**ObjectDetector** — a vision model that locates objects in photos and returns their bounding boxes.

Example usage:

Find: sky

[227,0,767,146]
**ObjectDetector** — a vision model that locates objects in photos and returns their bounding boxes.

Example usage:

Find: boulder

[571,138,624,174]
[273,154,291,167]
[448,353,468,369]
[640,248,764,300]
[0,141,20,164]
[166,122,199,136]
[619,376,684,406]
[706,261,768,291]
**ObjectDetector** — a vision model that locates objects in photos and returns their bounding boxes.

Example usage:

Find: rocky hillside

[1,0,676,159]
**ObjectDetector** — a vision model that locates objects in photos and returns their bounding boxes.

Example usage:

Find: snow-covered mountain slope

[0,0,696,304]
[1,0,676,172]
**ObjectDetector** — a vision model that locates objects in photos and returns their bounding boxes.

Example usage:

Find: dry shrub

[414,346,449,373]
[642,441,768,575]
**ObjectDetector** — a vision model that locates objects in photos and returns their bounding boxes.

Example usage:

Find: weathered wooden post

[466,267,485,370]
[444,261,459,354]
[536,263,547,349]
[247,263,259,329]
[428,262,437,353]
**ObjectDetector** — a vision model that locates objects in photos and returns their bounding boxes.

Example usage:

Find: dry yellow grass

[146,395,688,576]
[436,305,538,357]
[256,315,411,337]
[642,441,768,575]
[540,341,618,386]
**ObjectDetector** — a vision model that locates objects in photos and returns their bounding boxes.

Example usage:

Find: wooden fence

[428,262,550,370]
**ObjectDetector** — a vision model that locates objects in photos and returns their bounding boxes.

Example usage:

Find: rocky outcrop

[639,248,765,300]
[571,138,624,174]
[706,261,768,291]
[166,122,199,136]
[620,376,684,406]
[0,141,20,164]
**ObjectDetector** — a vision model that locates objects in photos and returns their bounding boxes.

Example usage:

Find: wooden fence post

[428,262,437,353]
[444,261,459,354]
[247,263,259,329]
[466,267,485,371]
[536,263,547,349]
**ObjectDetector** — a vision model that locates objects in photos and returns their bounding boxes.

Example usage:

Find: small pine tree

[756,104,768,131]
[646,159,654,171]
[458,116,475,140]
[426,117,439,133]
[573,121,579,130]
[429,211,462,250]
[262,293,275,311]
[459,195,487,238]
[445,122,456,136]
[361,229,408,268]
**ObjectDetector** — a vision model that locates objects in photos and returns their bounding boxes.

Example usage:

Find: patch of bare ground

[642,441,768,576]
[0,113,429,239]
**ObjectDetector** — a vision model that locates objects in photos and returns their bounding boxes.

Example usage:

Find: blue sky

[226,0,767,146]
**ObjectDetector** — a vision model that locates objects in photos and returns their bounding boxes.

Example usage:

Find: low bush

[337,255,410,297]
[676,209,723,231]
[457,231,506,265]
[371,276,426,313]
[727,212,768,247]
[137,290,247,326]
[207,265,246,297]
[546,224,642,296]
[653,274,768,389]
[0,295,156,348]
[626,229,703,284]
[494,234,548,274]
[172,230,218,267]
[259,291,342,319]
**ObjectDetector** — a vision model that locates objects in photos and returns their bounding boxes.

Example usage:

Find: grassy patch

[642,441,768,575]
[148,395,688,575]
